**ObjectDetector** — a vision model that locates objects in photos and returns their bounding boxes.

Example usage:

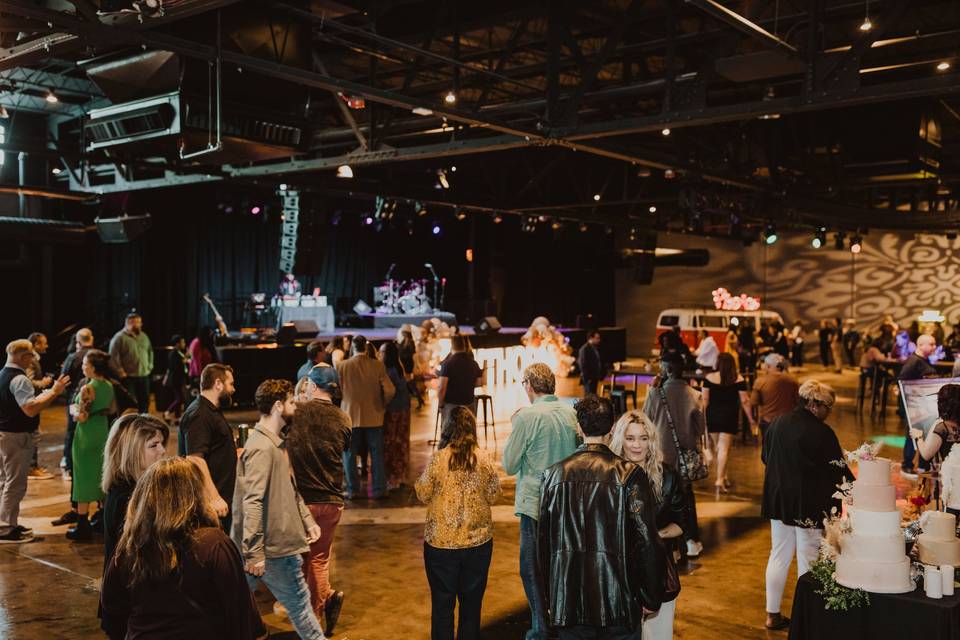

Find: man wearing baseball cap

[287,365,351,633]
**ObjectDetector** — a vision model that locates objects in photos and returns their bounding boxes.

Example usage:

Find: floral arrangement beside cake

[831,443,914,594]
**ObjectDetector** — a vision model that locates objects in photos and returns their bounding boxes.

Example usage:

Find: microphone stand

[426,264,440,311]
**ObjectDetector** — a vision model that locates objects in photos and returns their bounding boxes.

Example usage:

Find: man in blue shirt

[503,363,579,640]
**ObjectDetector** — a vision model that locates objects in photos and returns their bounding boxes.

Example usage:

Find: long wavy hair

[101,414,169,494]
[114,457,218,587]
[444,406,479,473]
[715,351,738,385]
[609,410,664,502]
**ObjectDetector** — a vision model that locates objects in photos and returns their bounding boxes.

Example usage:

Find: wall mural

[617,232,960,355]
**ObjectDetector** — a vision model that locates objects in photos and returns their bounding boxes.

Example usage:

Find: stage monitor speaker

[291,319,319,337]
[95,214,152,243]
[475,316,502,335]
[277,322,297,346]
[353,299,372,314]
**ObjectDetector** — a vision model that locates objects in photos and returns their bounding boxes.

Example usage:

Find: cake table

[789,573,960,640]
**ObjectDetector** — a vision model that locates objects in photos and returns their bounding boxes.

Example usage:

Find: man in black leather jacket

[537,395,666,639]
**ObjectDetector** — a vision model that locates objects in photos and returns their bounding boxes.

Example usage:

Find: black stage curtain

[3,185,617,346]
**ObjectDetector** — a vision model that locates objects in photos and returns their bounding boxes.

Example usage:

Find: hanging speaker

[95,214,152,243]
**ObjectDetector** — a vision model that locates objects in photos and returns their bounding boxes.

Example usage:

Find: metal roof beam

[684,0,798,54]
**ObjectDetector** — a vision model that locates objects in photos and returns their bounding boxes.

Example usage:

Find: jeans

[582,379,599,396]
[343,426,386,497]
[0,432,31,536]
[246,554,326,640]
[124,376,150,414]
[424,540,493,640]
[519,514,548,640]
[558,626,638,640]
[303,503,343,618]
[30,430,39,468]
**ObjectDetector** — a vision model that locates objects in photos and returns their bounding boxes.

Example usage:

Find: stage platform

[213,325,626,404]
[352,311,457,329]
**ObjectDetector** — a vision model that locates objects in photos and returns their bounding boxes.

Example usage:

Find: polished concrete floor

[0,366,915,639]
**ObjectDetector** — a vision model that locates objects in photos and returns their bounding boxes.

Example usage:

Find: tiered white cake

[835,456,913,593]
[918,511,960,566]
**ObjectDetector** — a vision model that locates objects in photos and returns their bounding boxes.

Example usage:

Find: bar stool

[430,409,443,448]
[476,394,496,443]
[605,384,637,409]
[609,389,628,417]
[857,367,875,411]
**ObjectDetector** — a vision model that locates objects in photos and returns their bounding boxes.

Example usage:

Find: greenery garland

[810,558,871,611]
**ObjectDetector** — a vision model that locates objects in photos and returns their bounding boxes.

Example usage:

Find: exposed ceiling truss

[0,0,958,233]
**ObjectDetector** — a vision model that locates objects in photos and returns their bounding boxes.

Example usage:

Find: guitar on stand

[202,293,229,337]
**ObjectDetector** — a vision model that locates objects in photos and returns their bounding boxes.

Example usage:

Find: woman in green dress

[68,349,115,542]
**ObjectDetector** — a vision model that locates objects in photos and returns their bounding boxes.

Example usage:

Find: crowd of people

[3,306,960,639]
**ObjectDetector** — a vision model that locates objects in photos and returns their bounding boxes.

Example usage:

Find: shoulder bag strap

[658,384,689,478]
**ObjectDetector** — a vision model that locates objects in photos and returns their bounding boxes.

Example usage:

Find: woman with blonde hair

[100,413,169,564]
[100,457,263,640]
[609,410,688,640]
[416,406,500,640]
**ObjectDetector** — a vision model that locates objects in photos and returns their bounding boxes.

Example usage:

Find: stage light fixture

[493,213,503,224]
[637,167,652,178]
[450,166,457,172]
[432,224,441,235]
[579,222,589,233]
[661,128,671,136]
[664,169,676,179]
[45,90,58,104]
[860,17,872,31]
[629,227,637,241]
[279,183,288,191]
[415,202,427,217]
[551,220,562,230]
[224,205,234,214]
[412,107,433,116]
[648,205,657,214]
[364,216,374,225]
[593,193,601,201]
[937,61,952,72]
[834,231,846,250]
[51,167,61,175]
[336,164,353,179]
[455,209,467,221]
[436,168,450,189]
[812,227,826,249]
[763,223,778,245]
[850,234,863,254]
[251,205,261,215]
[444,90,457,104]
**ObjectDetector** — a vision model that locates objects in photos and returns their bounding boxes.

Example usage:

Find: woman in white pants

[761,380,850,630]
[609,410,688,640]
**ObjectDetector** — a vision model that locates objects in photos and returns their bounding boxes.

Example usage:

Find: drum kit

[375,278,433,314]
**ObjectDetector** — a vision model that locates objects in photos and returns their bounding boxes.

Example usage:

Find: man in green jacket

[503,363,579,640]
[108,313,154,413]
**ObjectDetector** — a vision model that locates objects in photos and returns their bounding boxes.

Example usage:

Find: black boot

[66,514,93,542]
[89,509,104,534]
[51,510,79,526]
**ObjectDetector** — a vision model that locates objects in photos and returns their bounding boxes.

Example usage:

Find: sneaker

[13,525,32,535]
[0,529,34,543]
[27,467,54,480]
[325,591,345,635]
[59,456,67,470]
[686,540,704,558]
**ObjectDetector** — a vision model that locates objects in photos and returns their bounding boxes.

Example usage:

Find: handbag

[658,385,709,482]
[663,542,682,601]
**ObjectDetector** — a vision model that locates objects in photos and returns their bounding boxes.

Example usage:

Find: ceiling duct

[83,51,304,163]
[85,51,181,104]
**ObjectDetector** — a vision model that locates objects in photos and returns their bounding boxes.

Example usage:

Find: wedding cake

[918,511,960,566]
[835,456,914,593]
